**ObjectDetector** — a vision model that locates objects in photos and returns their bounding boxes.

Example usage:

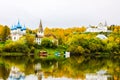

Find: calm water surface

[0,55,119,80]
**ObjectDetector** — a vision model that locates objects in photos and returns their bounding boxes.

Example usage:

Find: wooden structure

[39,51,47,57]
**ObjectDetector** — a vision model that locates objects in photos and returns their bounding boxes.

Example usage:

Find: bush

[67,45,85,55]
[3,41,30,54]
[41,38,54,48]
[75,46,85,54]
[34,43,41,49]
[41,38,52,48]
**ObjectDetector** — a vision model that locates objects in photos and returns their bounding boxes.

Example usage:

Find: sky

[0,0,120,29]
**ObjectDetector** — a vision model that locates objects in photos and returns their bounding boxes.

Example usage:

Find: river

[0,55,119,80]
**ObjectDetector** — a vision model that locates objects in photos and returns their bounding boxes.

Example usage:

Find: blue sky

[0,0,120,29]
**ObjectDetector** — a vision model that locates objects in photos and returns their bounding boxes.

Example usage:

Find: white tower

[35,20,44,45]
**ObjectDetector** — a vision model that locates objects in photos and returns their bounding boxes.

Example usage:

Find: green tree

[41,38,53,48]
[75,46,85,54]
[25,34,35,47]
[3,40,30,53]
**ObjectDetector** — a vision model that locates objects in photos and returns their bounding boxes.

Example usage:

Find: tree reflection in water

[0,55,119,80]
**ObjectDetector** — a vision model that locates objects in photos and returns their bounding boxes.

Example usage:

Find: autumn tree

[25,34,35,47]
[1,25,10,41]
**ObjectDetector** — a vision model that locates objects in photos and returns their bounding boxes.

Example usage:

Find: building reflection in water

[8,66,25,80]
[86,70,113,80]
[0,56,119,80]
[34,63,43,80]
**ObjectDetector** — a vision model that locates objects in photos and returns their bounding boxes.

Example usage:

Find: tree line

[0,24,120,55]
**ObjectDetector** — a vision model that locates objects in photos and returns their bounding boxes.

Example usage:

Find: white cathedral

[10,21,26,41]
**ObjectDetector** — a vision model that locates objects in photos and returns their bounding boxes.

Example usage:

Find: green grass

[36,48,65,55]
[34,47,65,59]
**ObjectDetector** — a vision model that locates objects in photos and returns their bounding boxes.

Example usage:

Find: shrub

[3,41,30,54]
[67,45,85,55]
[41,38,54,48]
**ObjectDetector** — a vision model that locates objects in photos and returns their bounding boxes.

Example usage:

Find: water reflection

[0,55,119,80]
[86,70,113,80]
[8,66,25,80]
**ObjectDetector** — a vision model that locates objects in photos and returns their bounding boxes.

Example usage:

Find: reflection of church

[10,21,26,41]
[86,70,113,80]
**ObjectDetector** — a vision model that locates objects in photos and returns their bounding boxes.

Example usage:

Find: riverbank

[0,48,65,57]
[0,51,120,57]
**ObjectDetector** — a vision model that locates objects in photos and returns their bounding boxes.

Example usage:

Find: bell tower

[35,20,44,45]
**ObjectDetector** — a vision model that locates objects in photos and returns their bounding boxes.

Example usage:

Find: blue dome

[11,21,26,31]
[11,25,14,30]
[11,25,17,30]
[21,27,26,31]
[13,25,17,30]
[16,21,22,28]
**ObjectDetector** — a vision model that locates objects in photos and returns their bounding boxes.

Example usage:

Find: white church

[10,20,44,45]
[10,21,26,41]
[35,20,44,45]
[86,22,108,32]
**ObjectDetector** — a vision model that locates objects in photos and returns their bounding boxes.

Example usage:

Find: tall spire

[104,21,107,26]
[17,19,20,25]
[38,20,43,33]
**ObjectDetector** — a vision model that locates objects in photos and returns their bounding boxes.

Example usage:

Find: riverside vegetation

[0,24,120,56]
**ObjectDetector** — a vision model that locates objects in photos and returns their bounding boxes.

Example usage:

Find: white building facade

[86,22,108,32]
[10,21,26,41]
